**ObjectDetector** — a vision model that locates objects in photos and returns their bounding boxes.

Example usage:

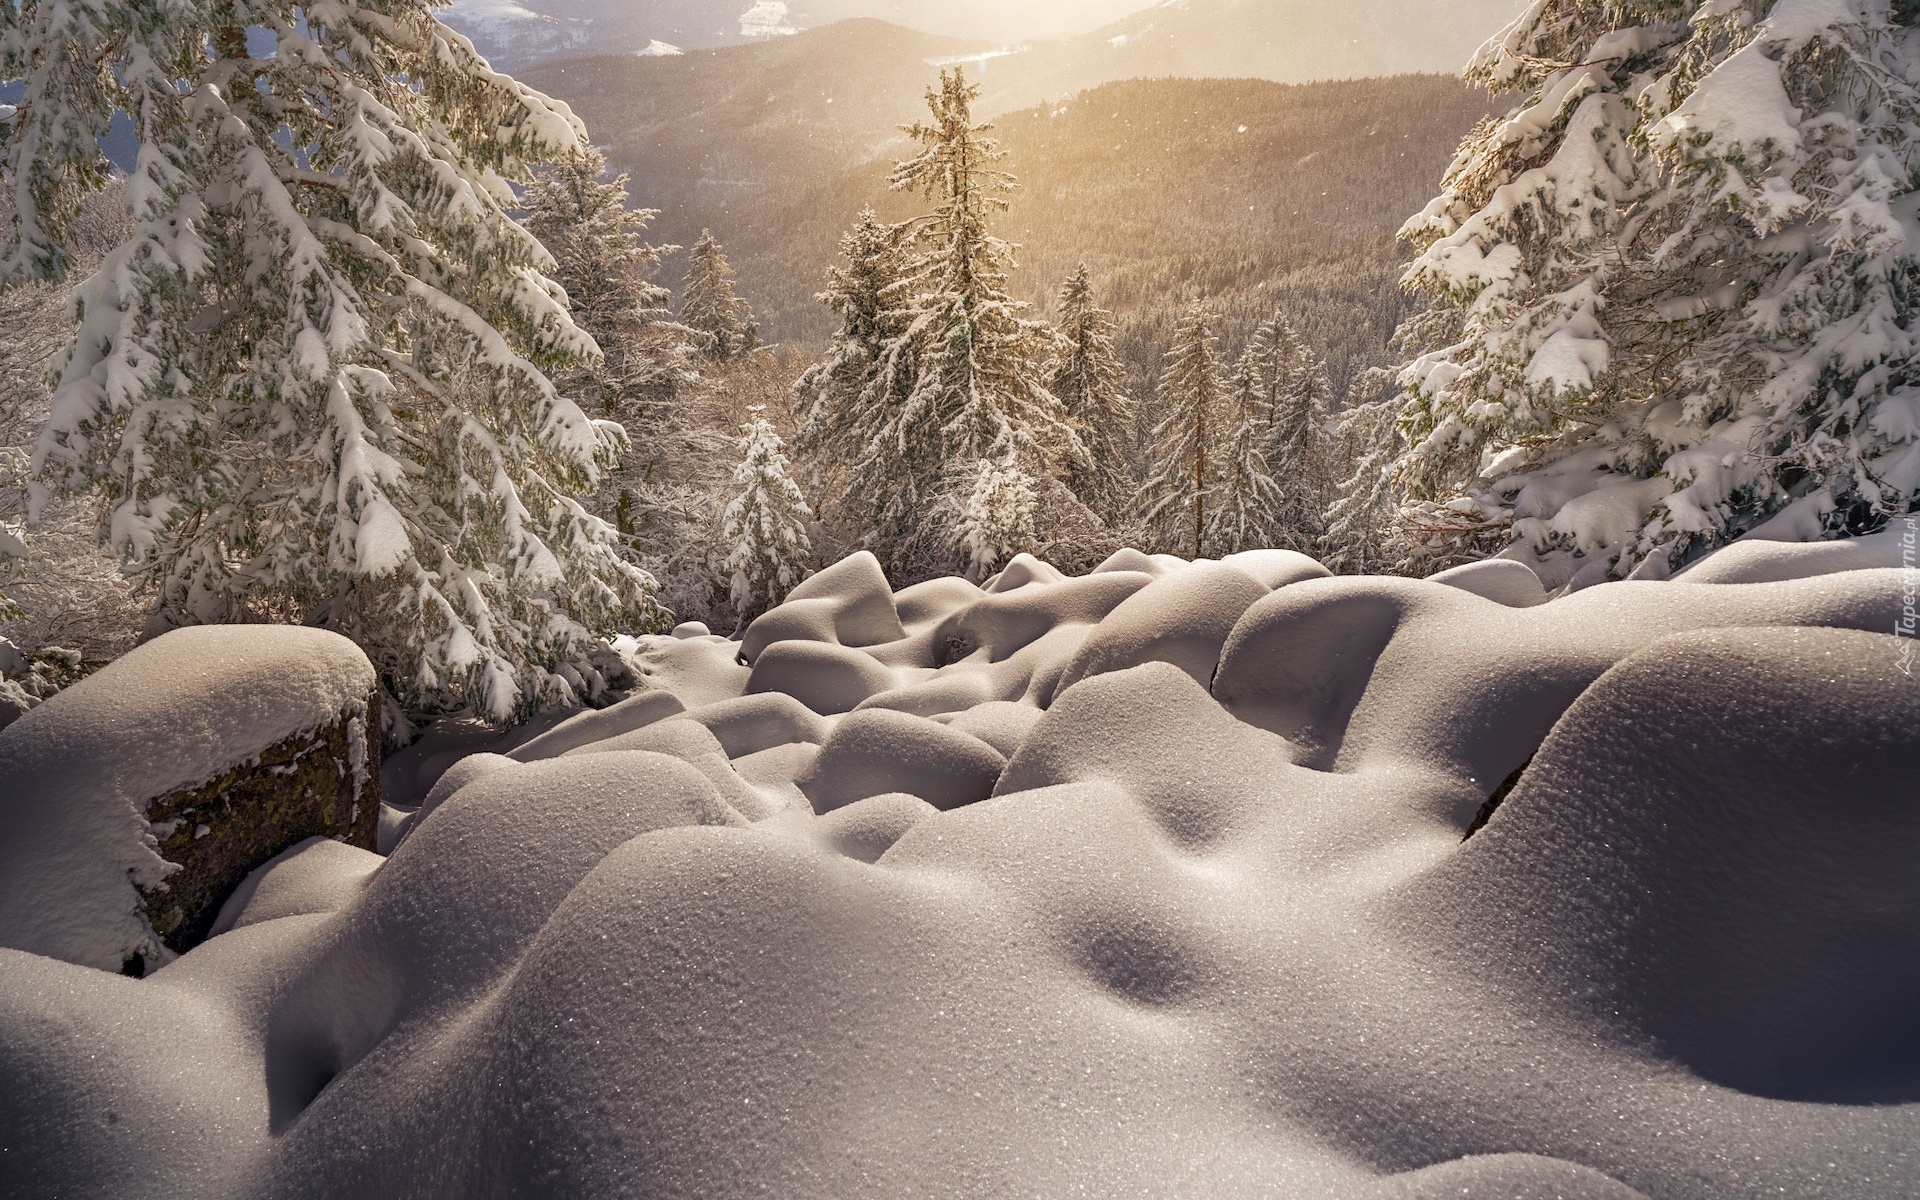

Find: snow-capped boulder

[812,791,939,864]
[0,626,379,973]
[1054,560,1271,693]
[1428,557,1551,607]
[1412,625,1920,1101]
[747,639,897,714]
[507,689,687,762]
[739,550,905,663]
[800,707,1007,813]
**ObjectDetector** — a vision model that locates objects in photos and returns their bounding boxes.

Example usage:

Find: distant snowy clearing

[3,540,1918,1197]
[739,1,797,38]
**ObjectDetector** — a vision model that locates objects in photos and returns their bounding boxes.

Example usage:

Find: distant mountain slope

[990,75,1495,391]
[442,0,1153,67]
[442,0,802,67]
[441,0,624,66]
[458,0,1524,77]
[978,0,1525,111]
[523,20,983,227]
[529,48,1494,401]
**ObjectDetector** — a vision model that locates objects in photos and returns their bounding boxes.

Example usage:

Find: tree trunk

[1193,406,1206,558]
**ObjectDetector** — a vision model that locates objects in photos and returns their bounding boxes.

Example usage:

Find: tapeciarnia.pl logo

[1900,517,1917,679]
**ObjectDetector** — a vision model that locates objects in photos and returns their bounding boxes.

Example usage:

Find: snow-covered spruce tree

[681,229,760,362]
[1322,364,1411,574]
[1048,263,1136,524]
[719,408,812,625]
[950,455,1038,581]
[519,144,723,611]
[1244,313,1335,551]
[822,68,1080,571]
[0,263,64,623]
[1393,0,1920,584]
[1209,351,1287,554]
[6,2,664,721]
[0,180,145,654]
[792,208,912,529]
[520,146,695,417]
[1141,305,1225,558]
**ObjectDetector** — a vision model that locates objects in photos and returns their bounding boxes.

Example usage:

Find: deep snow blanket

[2,546,1918,1198]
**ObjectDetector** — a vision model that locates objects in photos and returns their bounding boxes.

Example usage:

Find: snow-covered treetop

[520,145,696,411]
[721,406,812,621]
[796,69,1079,574]
[1393,0,1920,583]
[950,455,1037,581]
[1141,304,1224,557]
[681,228,759,361]
[883,68,1077,472]
[1049,263,1135,523]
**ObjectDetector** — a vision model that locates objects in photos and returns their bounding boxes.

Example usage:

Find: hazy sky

[466,1,1530,69]
[813,0,1526,48]
[812,0,1152,42]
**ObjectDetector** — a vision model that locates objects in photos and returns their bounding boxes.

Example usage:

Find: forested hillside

[531,52,1494,401]
[439,0,1153,65]
[991,75,1497,400]
[523,20,979,212]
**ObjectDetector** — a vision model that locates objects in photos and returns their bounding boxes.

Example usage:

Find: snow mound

[0,626,375,972]
[210,837,382,935]
[1675,524,1914,584]
[2,550,1917,1197]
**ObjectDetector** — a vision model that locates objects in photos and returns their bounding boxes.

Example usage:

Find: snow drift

[1,546,1916,1197]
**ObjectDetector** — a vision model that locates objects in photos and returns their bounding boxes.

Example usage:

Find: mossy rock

[129,687,381,970]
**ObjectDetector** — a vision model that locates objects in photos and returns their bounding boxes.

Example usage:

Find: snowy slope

[2,541,1916,1196]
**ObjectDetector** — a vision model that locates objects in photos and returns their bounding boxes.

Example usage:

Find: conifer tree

[951,456,1037,581]
[792,209,912,522]
[520,147,694,416]
[719,408,812,624]
[1209,352,1286,555]
[1391,0,1920,583]
[1048,263,1135,523]
[521,147,709,571]
[1141,306,1224,558]
[5,0,664,720]
[820,67,1079,567]
[1248,317,1325,474]
[1322,366,1408,574]
[1249,315,1334,551]
[680,229,760,361]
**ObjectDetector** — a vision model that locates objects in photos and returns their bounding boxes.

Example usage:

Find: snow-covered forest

[3,1,1919,1196]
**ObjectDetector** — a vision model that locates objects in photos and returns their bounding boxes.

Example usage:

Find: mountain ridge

[441,0,1156,68]
[457,0,1525,78]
